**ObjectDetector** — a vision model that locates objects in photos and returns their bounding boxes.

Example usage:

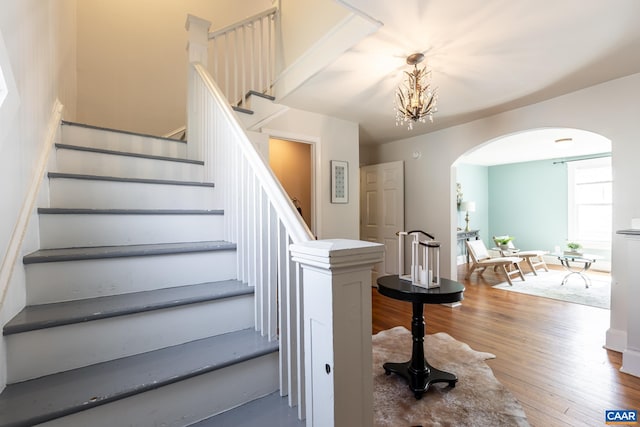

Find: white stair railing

[189,61,312,417]
[207,7,276,107]
[186,13,383,425]
[189,63,313,414]
[187,15,312,417]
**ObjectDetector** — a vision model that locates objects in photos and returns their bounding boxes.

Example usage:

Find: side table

[376,275,465,399]
[554,253,602,288]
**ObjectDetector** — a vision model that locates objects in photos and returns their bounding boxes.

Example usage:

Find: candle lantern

[397,230,440,288]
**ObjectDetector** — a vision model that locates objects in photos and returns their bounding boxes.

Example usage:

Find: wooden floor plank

[372,265,640,427]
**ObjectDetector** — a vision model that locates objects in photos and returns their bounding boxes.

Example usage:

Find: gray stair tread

[0,329,278,427]
[192,392,304,427]
[61,120,187,143]
[4,280,251,335]
[55,143,203,165]
[23,241,236,264]
[38,208,223,215]
[232,105,253,115]
[48,172,215,187]
[246,90,276,101]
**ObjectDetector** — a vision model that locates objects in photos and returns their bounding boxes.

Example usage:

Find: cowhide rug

[373,326,530,426]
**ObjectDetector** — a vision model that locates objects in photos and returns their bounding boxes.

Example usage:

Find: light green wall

[456,164,489,243]
[488,159,567,252]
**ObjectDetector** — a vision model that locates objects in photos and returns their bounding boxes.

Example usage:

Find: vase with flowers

[495,236,514,251]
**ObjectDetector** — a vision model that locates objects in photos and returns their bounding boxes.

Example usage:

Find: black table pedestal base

[383,360,457,399]
[376,276,465,400]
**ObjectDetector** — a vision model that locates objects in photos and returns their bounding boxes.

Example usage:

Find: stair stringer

[272,11,381,103]
[0,100,64,393]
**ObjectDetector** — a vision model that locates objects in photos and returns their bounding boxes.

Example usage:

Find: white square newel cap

[290,239,384,270]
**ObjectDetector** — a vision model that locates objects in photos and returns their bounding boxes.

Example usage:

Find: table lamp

[460,201,476,232]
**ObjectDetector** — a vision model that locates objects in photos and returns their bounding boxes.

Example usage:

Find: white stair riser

[39,214,224,248]
[62,125,188,158]
[56,149,204,181]
[6,295,255,383]
[26,250,237,304]
[49,178,218,210]
[37,353,279,427]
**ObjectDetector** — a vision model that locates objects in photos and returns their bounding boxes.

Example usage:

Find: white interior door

[360,161,404,280]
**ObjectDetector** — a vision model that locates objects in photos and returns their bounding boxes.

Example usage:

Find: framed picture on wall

[331,160,348,203]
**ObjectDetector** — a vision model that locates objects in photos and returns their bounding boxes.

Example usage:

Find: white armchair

[466,239,525,285]
[493,235,549,276]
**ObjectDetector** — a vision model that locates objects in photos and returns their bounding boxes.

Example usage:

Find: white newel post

[185,14,210,67]
[185,15,211,162]
[618,229,640,377]
[290,239,384,427]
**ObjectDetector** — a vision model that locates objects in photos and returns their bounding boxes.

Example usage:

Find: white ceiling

[280,0,640,154]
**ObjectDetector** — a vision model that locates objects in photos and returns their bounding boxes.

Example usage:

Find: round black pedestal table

[376,275,465,399]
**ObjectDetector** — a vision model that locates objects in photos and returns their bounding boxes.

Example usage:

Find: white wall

[76,0,271,136]
[0,0,77,390]
[362,73,640,356]
[264,108,360,240]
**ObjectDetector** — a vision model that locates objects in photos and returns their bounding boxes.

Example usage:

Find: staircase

[0,6,381,424]
[0,122,284,426]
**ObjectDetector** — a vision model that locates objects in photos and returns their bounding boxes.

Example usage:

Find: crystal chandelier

[394,53,438,130]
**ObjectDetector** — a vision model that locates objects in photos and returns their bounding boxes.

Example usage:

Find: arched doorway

[452,127,612,274]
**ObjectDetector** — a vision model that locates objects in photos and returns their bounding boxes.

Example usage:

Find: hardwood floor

[372,264,640,427]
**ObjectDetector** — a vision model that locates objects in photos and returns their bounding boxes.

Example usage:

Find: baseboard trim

[606,327,627,352]
[441,302,462,308]
[621,348,640,378]
[0,99,63,310]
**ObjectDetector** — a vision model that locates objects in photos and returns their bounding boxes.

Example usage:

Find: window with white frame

[567,156,612,249]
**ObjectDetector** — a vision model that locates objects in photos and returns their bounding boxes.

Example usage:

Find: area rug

[373,326,529,427]
[492,270,610,309]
